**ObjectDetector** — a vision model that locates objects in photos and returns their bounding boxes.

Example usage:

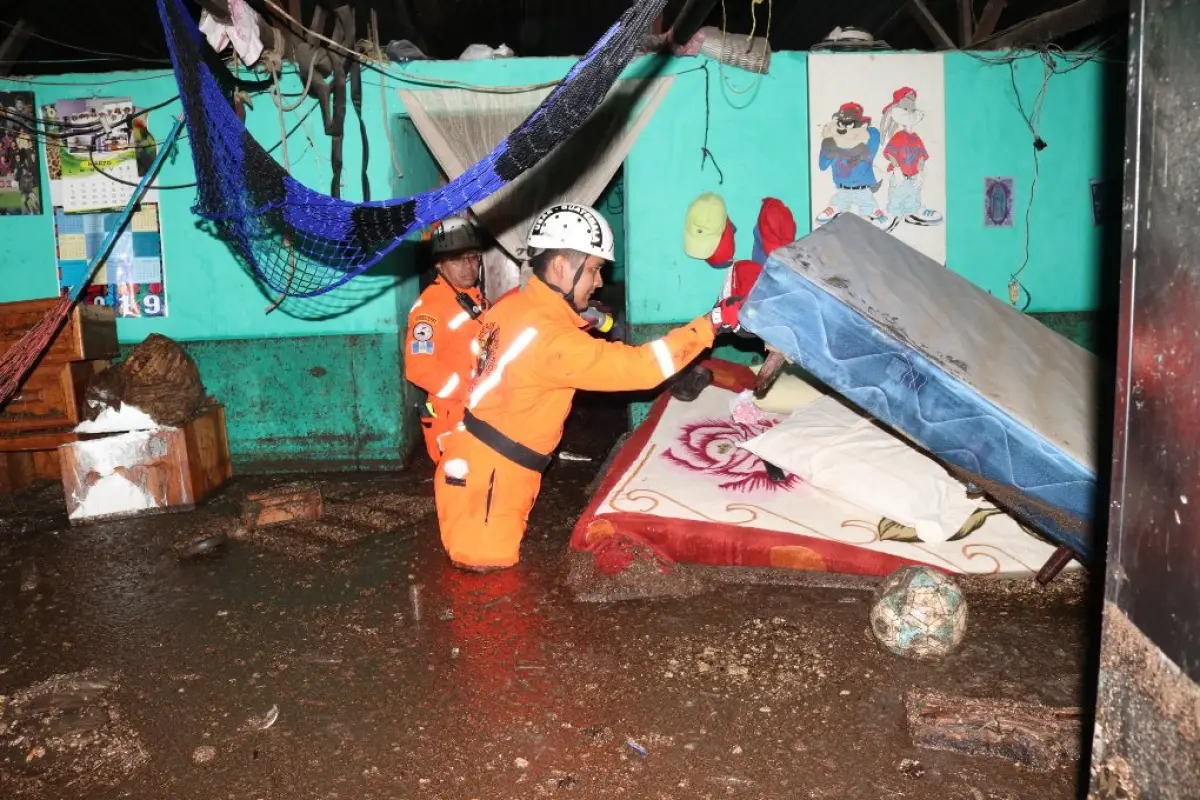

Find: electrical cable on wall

[960,42,1119,311]
[1006,55,1054,312]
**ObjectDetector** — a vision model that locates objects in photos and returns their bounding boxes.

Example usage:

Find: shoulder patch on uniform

[411,340,435,355]
[412,313,438,327]
[412,321,435,342]
[476,322,500,378]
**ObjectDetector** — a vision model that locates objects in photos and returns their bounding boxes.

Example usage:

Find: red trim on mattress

[572,359,755,530]
[569,358,925,577]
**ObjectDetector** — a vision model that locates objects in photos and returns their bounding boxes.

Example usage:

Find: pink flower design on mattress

[663,417,801,493]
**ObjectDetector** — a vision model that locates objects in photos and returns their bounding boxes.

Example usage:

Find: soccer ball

[869,565,968,660]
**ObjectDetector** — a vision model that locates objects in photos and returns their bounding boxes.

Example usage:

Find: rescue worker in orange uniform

[404,216,489,464]
[434,203,748,571]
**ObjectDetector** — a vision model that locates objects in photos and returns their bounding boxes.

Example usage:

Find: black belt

[463,410,552,473]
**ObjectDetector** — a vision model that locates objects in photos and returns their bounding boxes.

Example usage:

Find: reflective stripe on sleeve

[650,339,675,381]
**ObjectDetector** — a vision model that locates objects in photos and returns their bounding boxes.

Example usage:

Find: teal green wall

[596,174,626,284]
[621,52,1116,324]
[624,54,812,324]
[0,50,1118,463]
[944,53,1120,311]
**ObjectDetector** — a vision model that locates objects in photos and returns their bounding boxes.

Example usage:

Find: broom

[0,115,185,408]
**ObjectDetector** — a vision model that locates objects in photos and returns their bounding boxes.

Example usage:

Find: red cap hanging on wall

[706,220,736,267]
[754,198,797,261]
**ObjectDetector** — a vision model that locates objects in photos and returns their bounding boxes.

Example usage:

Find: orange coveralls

[404,277,487,464]
[434,277,715,569]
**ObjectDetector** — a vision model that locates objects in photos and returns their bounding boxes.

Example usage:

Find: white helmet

[431,216,482,257]
[526,203,614,262]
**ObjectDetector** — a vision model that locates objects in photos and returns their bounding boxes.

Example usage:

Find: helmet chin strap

[562,261,589,312]
[436,259,484,319]
[550,252,589,312]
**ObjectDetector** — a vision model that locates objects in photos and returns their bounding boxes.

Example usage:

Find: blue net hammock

[156,0,667,298]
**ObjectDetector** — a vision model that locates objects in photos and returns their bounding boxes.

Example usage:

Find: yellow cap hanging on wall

[683,192,728,259]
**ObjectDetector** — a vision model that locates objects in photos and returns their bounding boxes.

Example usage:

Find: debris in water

[180,532,228,559]
[0,668,147,791]
[558,451,593,463]
[905,690,1081,770]
[514,757,529,769]
[193,745,217,764]
[409,585,423,621]
[256,705,280,730]
[625,739,647,757]
[242,482,324,530]
[19,562,38,592]
[899,758,925,778]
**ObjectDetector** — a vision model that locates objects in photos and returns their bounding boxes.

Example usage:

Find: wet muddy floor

[0,402,1096,799]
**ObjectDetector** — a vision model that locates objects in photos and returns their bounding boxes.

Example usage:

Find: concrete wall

[0,50,1120,465]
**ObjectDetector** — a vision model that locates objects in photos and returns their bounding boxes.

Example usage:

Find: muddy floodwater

[0,402,1095,799]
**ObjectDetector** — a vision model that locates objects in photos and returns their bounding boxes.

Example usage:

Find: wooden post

[972,0,1008,44]
[958,0,974,47]
[907,0,958,50]
[0,19,34,77]
[974,0,1125,49]
[1036,545,1075,584]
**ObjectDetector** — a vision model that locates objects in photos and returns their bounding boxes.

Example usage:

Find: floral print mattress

[569,359,1073,579]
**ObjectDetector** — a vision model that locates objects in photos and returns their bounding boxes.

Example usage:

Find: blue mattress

[740,214,1099,562]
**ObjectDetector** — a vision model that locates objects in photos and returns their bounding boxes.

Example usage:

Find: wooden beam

[975,0,1125,49]
[972,0,1007,43]
[958,0,974,46]
[669,0,721,46]
[876,2,909,38]
[906,691,1082,771]
[876,1,910,37]
[907,0,958,50]
[0,19,35,77]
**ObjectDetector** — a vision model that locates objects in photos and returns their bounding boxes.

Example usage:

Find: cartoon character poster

[808,54,947,264]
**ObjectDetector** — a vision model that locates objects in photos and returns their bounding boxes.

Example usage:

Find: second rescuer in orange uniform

[404,216,489,464]
[434,203,748,571]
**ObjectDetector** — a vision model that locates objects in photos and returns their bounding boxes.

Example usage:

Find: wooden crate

[0,449,62,495]
[0,360,108,434]
[0,428,83,453]
[59,405,232,525]
[0,298,119,363]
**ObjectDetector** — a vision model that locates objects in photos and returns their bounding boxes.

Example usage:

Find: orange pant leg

[419,400,466,465]
[434,433,543,569]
